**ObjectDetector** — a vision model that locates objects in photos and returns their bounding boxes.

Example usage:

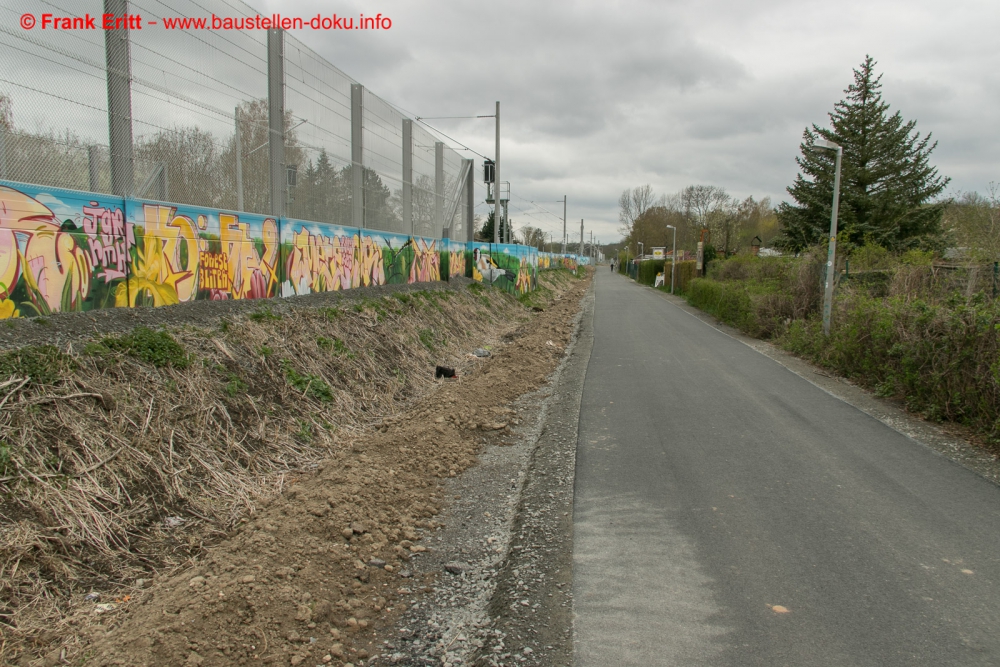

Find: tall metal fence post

[87,145,100,192]
[434,141,444,239]
[266,28,285,217]
[463,158,474,242]
[235,107,244,212]
[351,83,364,229]
[104,0,135,197]
[402,118,412,236]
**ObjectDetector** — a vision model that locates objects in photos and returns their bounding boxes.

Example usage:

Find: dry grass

[0,285,528,663]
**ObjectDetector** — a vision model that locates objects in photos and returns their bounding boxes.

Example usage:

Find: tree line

[619,56,998,264]
[618,184,779,258]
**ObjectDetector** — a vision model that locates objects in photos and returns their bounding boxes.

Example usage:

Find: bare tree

[520,225,546,249]
[618,184,656,237]
[945,185,1000,262]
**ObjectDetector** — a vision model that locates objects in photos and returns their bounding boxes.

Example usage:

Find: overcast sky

[256,0,1000,244]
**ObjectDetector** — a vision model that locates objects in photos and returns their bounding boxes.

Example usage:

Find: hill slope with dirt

[0,270,590,666]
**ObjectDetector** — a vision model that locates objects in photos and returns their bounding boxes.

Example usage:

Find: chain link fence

[0,0,472,238]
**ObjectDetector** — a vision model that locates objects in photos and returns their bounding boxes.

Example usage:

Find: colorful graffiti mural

[468,243,539,296]
[0,179,579,319]
[539,252,579,272]
[447,239,467,279]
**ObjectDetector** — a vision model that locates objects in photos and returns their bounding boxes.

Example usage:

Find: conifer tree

[776,56,949,251]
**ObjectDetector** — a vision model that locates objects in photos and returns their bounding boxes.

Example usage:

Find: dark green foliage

[101,327,191,369]
[0,345,74,385]
[479,209,512,242]
[654,260,698,294]
[637,260,666,286]
[776,56,948,252]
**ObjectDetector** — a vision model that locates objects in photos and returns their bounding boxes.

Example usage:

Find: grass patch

[0,345,74,385]
[225,374,248,397]
[100,327,191,369]
[418,328,436,351]
[281,360,334,402]
[248,306,281,322]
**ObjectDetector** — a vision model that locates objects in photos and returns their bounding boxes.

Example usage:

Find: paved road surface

[573,270,1000,666]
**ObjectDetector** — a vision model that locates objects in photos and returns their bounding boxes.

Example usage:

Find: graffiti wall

[447,239,467,279]
[125,200,280,306]
[539,252,579,271]
[0,183,122,317]
[0,179,574,319]
[469,243,539,296]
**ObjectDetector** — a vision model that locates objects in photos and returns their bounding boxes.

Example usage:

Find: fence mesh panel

[0,0,112,192]
[0,0,474,236]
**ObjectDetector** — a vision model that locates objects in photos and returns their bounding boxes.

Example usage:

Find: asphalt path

[572,269,1000,666]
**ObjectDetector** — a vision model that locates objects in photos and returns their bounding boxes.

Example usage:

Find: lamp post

[814,138,843,336]
[666,224,676,294]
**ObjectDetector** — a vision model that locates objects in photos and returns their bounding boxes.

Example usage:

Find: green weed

[225,374,248,397]
[418,328,436,351]
[0,345,75,384]
[281,360,334,402]
[101,327,190,369]
[248,307,281,322]
[0,440,12,475]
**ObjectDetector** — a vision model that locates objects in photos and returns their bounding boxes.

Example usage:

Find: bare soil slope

[0,270,589,666]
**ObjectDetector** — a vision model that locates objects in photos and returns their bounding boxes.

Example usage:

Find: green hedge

[783,294,1000,440]
[635,259,698,293]
[684,253,1000,442]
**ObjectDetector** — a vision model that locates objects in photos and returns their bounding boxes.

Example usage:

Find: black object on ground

[435,366,457,378]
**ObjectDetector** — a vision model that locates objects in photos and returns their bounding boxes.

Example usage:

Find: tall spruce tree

[776,56,949,252]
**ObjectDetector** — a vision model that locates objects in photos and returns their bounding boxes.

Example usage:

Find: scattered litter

[546,340,556,347]
[94,603,117,613]
[84,592,100,602]
[163,516,186,528]
[435,366,457,379]
[472,348,491,358]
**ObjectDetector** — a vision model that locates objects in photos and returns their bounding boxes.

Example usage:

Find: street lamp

[814,138,843,336]
[666,224,676,294]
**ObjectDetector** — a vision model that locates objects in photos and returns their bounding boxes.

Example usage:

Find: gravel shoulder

[373,277,595,667]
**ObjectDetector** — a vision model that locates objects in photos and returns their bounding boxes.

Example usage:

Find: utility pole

[493,101,500,245]
[579,218,584,257]
[562,195,567,254]
[590,230,593,261]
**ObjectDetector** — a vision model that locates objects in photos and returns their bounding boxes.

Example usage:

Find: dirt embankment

[0,269,590,666]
